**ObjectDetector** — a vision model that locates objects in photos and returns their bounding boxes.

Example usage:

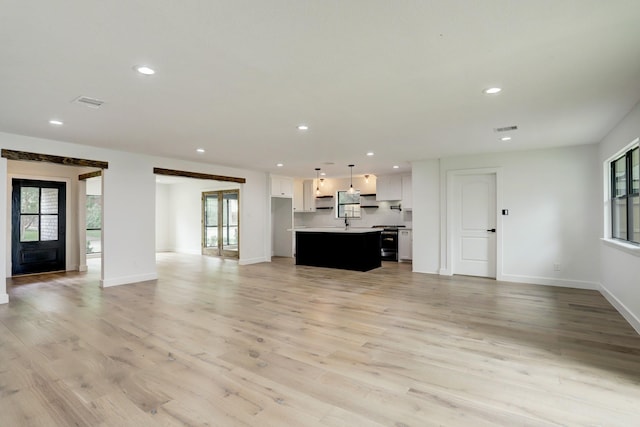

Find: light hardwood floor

[1,253,639,426]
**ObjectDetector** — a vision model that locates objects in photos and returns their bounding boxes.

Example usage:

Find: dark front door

[12,179,66,275]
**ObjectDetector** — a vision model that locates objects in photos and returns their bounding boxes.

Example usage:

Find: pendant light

[364,174,370,184]
[315,168,321,196]
[348,164,355,194]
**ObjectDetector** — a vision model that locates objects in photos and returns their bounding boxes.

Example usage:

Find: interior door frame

[8,174,72,275]
[442,167,504,280]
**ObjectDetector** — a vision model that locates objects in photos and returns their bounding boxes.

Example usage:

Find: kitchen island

[294,228,381,272]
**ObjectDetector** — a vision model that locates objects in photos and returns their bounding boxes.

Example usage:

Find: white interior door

[453,173,496,278]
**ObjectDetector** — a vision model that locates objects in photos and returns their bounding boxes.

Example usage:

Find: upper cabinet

[401,174,412,210]
[271,175,293,198]
[376,175,402,201]
[301,180,316,212]
[293,179,304,211]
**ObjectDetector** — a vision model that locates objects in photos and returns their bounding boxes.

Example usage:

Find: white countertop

[291,227,381,234]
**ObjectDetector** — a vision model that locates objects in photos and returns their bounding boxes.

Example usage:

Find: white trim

[601,238,640,257]
[443,167,503,280]
[100,272,158,288]
[600,283,640,335]
[500,273,598,290]
[239,256,269,265]
[0,293,8,304]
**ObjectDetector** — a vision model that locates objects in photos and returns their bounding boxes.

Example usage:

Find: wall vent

[72,96,105,109]
[494,125,518,133]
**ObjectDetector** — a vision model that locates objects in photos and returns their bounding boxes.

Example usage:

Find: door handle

[486,228,496,232]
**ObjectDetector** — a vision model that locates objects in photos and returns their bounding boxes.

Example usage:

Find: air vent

[72,96,105,109]
[494,125,518,133]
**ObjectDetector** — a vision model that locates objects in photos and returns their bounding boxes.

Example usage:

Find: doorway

[451,172,497,278]
[11,179,66,275]
[202,190,239,258]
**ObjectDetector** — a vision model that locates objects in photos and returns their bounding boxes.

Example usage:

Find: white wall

[1,131,271,299]
[412,144,601,289]
[155,183,172,252]
[598,100,640,333]
[411,159,440,274]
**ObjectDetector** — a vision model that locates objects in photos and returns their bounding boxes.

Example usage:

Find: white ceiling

[1,1,640,179]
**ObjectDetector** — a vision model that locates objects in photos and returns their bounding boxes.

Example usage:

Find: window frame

[609,140,639,246]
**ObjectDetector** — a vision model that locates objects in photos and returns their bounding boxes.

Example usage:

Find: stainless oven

[373,225,404,261]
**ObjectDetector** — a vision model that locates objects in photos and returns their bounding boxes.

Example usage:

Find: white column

[77,179,87,272]
[0,157,8,303]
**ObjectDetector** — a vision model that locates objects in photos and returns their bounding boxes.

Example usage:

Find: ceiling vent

[72,96,105,109]
[494,125,518,133]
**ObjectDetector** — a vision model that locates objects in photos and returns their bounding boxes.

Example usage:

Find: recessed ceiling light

[500,136,512,142]
[320,172,326,176]
[49,119,63,126]
[393,165,399,169]
[483,87,502,94]
[276,163,284,167]
[297,124,309,131]
[196,148,205,153]
[366,152,374,156]
[135,65,155,75]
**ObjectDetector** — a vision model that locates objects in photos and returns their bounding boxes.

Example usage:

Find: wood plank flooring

[1,253,639,426]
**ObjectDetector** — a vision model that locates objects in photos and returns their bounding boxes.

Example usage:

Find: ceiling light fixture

[364,174,370,183]
[315,168,321,196]
[196,148,205,153]
[348,164,355,194]
[320,178,325,186]
[500,136,512,142]
[320,172,326,176]
[276,163,284,167]
[135,65,155,75]
[297,124,309,131]
[393,165,400,169]
[366,152,374,156]
[483,87,502,94]
[48,119,63,126]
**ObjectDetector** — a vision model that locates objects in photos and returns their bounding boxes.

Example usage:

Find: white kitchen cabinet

[302,179,316,212]
[293,179,304,211]
[376,175,402,201]
[271,175,293,198]
[401,174,412,210]
[398,229,412,261]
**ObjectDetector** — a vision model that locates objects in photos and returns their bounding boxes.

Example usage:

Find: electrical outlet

[553,263,561,271]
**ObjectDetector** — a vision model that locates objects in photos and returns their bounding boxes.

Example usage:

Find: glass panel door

[221,192,239,256]
[202,190,239,258]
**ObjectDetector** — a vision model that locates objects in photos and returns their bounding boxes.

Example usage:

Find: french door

[11,179,66,275]
[202,190,239,258]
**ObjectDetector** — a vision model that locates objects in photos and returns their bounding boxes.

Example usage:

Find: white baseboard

[600,283,640,335]
[239,256,269,265]
[0,293,8,304]
[100,272,158,288]
[438,268,452,276]
[78,264,88,272]
[500,273,598,290]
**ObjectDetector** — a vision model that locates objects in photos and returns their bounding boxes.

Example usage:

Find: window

[86,195,102,254]
[336,190,361,219]
[611,145,639,244]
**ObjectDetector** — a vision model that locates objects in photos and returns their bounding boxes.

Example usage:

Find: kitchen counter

[294,228,381,271]
[293,227,377,233]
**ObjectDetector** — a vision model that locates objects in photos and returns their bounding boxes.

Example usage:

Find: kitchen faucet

[344,216,350,229]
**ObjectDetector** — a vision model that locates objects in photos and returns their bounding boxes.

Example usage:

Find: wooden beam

[78,170,102,181]
[153,167,246,184]
[1,149,108,169]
